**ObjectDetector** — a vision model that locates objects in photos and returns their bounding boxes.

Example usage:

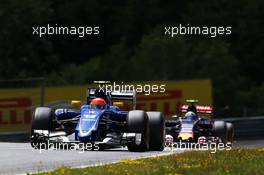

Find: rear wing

[87,88,136,110]
[180,105,213,114]
[111,91,136,110]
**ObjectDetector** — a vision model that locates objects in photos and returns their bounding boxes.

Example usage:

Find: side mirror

[71,100,82,107]
[113,101,124,107]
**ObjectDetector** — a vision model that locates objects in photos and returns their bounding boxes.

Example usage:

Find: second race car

[165,99,234,146]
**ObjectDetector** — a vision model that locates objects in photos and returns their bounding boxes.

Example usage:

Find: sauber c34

[30,87,165,152]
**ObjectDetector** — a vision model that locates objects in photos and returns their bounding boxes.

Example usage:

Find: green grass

[36,148,264,175]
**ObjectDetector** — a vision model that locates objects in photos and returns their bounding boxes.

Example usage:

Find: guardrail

[218,116,264,140]
[0,132,29,142]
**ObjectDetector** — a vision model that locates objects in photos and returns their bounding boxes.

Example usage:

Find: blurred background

[0,0,263,139]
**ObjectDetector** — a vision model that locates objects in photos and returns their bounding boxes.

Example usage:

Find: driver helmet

[184,111,197,120]
[90,98,106,109]
[94,88,110,104]
[187,105,197,114]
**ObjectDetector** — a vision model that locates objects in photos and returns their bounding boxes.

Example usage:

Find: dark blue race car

[30,87,165,152]
[165,100,234,146]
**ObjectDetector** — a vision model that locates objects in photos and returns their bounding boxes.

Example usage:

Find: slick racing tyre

[30,107,54,149]
[226,122,234,143]
[32,107,54,131]
[147,112,165,151]
[127,110,149,152]
[213,121,228,144]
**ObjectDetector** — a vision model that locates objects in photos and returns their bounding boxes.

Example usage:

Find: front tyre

[127,110,149,152]
[32,107,54,130]
[30,107,54,149]
[213,121,227,144]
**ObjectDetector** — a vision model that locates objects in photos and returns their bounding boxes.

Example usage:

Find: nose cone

[178,133,193,141]
[77,106,103,140]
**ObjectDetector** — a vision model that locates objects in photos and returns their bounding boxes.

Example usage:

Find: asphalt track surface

[0,140,263,175]
[0,142,177,175]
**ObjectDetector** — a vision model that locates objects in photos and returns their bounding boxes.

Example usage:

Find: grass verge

[36,148,264,175]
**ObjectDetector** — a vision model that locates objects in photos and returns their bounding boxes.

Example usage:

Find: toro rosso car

[165,100,234,145]
[30,87,165,152]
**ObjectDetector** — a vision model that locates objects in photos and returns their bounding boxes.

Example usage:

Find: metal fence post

[40,78,45,107]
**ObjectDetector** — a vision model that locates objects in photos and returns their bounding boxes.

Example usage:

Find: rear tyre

[147,112,165,151]
[127,110,149,152]
[213,121,227,144]
[226,122,234,143]
[30,107,54,149]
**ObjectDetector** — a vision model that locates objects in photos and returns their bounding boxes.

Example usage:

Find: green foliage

[0,0,56,78]
[37,148,264,175]
[0,0,263,116]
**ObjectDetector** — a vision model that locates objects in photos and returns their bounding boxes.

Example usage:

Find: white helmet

[185,111,196,117]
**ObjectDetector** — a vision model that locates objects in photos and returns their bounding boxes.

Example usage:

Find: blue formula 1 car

[30,87,165,152]
[165,100,234,146]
